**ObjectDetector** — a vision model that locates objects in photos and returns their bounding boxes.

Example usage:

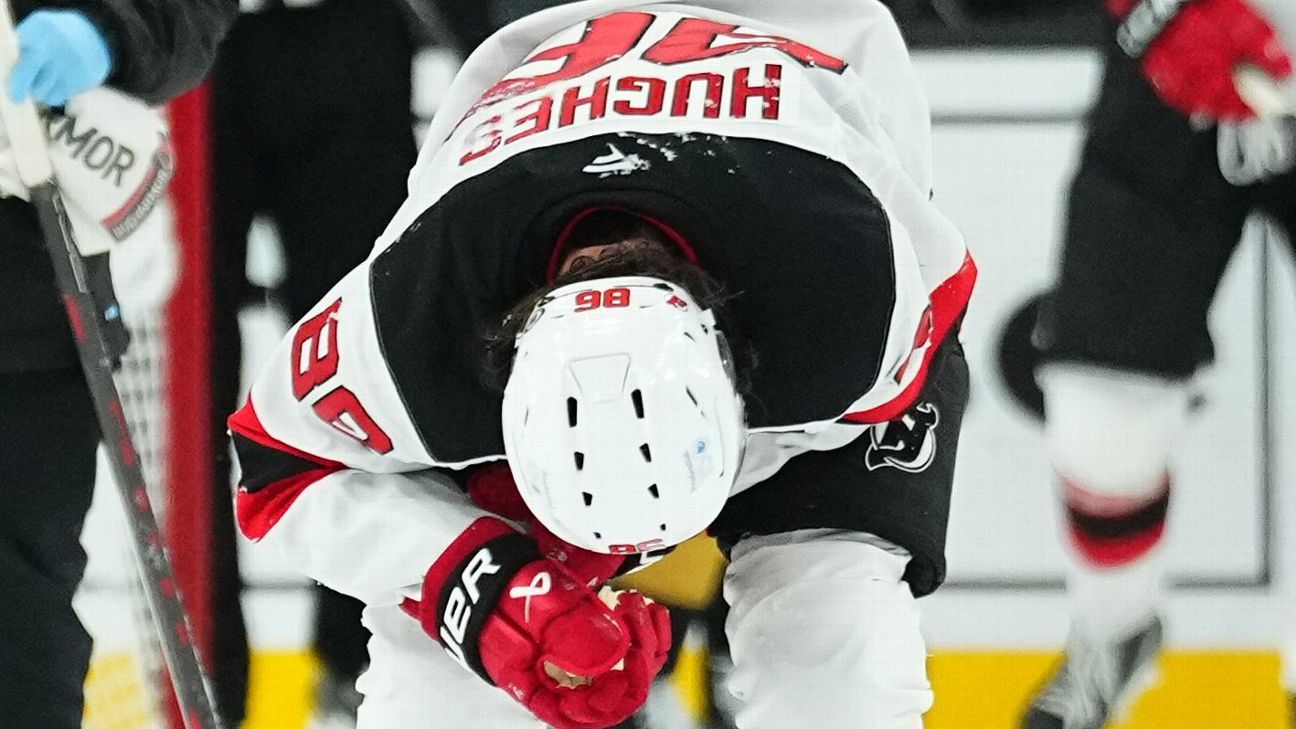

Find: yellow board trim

[83,648,1291,728]
[927,651,1289,728]
[613,535,727,609]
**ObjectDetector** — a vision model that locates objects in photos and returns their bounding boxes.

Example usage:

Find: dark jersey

[372,131,905,463]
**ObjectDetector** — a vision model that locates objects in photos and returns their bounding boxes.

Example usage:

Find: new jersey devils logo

[865,403,939,473]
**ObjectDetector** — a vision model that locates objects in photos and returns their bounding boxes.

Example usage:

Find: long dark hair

[483,220,754,392]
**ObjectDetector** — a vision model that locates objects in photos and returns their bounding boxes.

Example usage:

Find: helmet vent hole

[648,483,659,499]
[582,492,593,506]
[659,523,668,532]
[631,389,645,419]
[593,532,602,539]
[640,444,652,462]
[683,332,695,342]
[685,387,698,406]
[573,452,585,470]
[567,397,578,427]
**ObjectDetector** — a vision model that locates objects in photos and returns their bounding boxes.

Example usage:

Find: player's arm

[1107,0,1292,121]
[230,265,668,729]
[9,0,237,107]
[233,421,669,729]
[228,263,492,605]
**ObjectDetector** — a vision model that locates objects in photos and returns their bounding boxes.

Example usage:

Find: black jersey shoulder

[370,132,895,463]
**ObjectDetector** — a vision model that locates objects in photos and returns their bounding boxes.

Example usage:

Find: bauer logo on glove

[411,517,672,729]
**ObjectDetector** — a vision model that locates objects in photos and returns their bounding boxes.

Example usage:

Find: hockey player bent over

[1021,1,1296,727]
[229,2,975,727]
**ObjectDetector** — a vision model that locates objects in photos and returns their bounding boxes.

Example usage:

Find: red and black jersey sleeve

[228,398,344,541]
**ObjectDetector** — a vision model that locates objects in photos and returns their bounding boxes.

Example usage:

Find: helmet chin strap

[713,328,748,484]
[715,328,736,380]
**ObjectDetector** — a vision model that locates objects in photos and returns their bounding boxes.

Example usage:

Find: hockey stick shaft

[0,5,223,729]
[29,187,224,729]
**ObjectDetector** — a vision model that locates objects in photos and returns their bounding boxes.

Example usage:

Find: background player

[0,2,235,726]
[1021,1,1296,727]
[228,1,974,727]
[202,1,421,722]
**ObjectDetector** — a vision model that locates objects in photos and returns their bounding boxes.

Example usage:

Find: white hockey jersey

[230,0,974,608]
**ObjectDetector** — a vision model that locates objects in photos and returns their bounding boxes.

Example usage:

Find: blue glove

[8,10,112,107]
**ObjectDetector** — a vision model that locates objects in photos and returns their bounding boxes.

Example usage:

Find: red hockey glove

[413,517,671,729]
[1109,0,1292,121]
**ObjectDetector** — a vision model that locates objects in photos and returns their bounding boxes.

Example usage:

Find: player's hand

[1109,0,1292,122]
[488,588,670,729]
[8,10,112,107]
[414,517,670,729]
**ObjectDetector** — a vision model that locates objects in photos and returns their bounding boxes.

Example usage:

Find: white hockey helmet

[501,275,746,555]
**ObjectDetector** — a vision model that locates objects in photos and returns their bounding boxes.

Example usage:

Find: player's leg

[1022,22,1253,729]
[1037,366,1186,639]
[353,605,544,729]
[251,0,420,720]
[711,335,969,729]
[722,533,929,729]
[0,368,99,728]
